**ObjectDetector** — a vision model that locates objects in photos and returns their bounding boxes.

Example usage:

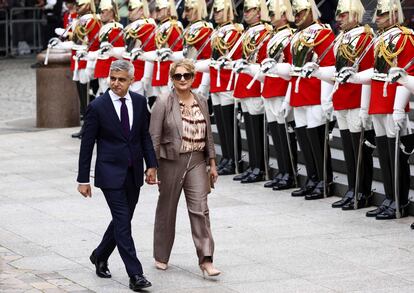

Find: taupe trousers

[154,151,214,264]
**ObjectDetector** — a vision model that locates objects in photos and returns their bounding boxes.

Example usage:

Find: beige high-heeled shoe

[155,260,168,270]
[199,262,221,277]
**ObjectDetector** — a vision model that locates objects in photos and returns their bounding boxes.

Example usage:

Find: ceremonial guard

[92,0,125,95]
[122,0,156,95]
[248,0,298,190]
[49,0,101,138]
[302,0,375,208]
[140,0,184,96]
[339,0,414,219]
[232,0,272,183]
[277,0,336,199]
[207,0,243,175]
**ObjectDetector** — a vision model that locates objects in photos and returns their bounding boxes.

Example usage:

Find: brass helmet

[268,0,294,22]
[291,0,320,22]
[184,0,208,19]
[155,0,178,18]
[99,0,120,21]
[335,0,365,23]
[375,0,404,24]
[243,0,270,22]
[212,0,235,21]
[76,0,96,14]
[128,0,150,18]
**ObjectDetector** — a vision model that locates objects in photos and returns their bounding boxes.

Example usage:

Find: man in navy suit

[77,60,158,291]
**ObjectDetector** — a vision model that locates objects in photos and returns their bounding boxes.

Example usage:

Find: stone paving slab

[0,128,414,293]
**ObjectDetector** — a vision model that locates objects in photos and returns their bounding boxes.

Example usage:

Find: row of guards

[46,0,414,226]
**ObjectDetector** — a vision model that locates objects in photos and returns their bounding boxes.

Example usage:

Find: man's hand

[301,62,319,78]
[260,58,277,74]
[336,66,356,83]
[388,67,408,84]
[145,168,158,185]
[78,184,92,198]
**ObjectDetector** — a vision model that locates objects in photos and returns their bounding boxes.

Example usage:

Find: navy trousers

[95,168,143,277]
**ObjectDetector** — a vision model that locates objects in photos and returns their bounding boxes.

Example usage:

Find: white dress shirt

[109,90,133,130]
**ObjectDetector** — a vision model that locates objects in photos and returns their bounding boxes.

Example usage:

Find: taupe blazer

[149,89,216,163]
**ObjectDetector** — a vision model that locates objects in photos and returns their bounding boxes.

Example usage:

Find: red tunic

[333,31,374,110]
[74,17,101,71]
[369,26,414,114]
[290,27,336,107]
[233,23,271,99]
[189,25,213,88]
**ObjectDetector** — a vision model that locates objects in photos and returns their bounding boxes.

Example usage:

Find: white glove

[336,66,356,83]
[359,109,369,128]
[76,50,87,59]
[321,101,334,120]
[260,58,277,74]
[48,37,61,48]
[301,62,319,78]
[99,41,113,54]
[54,28,66,37]
[158,48,172,61]
[131,48,144,61]
[388,67,408,84]
[195,59,210,73]
[393,110,407,130]
[280,100,291,118]
[233,59,248,73]
[216,56,230,70]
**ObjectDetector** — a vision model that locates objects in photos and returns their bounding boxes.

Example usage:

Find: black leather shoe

[241,168,264,183]
[411,222,414,229]
[342,193,370,210]
[71,131,82,139]
[129,275,152,291]
[90,251,111,278]
[218,159,235,175]
[291,178,317,197]
[272,173,295,190]
[233,168,252,181]
[305,181,331,200]
[365,205,388,217]
[331,190,354,208]
[264,173,283,188]
[375,206,396,220]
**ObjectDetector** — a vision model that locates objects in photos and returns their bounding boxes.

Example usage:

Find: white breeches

[152,85,170,97]
[211,92,235,106]
[98,78,109,95]
[239,97,264,115]
[263,96,294,124]
[336,108,373,132]
[130,81,145,96]
[372,114,410,137]
[293,105,326,128]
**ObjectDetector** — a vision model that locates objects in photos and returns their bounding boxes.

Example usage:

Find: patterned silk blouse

[179,99,207,153]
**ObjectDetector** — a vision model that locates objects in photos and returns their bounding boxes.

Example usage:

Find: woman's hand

[210,165,218,183]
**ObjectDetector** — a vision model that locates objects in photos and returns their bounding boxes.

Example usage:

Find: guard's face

[376,12,393,30]
[109,70,134,97]
[294,9,312,29]
[213,9,224,24]
[129,7,144,22]
[243,7,259,25]
[156,7,169,21]
[171,66,194,92]
[184,7,198,22]
[100,9,114,23]
[336,12,357,31]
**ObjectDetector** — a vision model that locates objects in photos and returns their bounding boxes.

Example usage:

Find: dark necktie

[119,97,130,137]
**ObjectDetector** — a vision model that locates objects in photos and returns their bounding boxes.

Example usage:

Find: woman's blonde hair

[169,59,196,78]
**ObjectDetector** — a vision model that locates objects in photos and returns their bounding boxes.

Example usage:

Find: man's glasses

[172,73,194,81]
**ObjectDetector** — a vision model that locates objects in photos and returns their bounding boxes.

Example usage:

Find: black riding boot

[213,105,229,171]
[291,126,318,197]
[366,135,394,217]
[233,112,253,181]
[273,122,297,190]
[264,121,284,188]
[242,114,265,183]
[219,104,241,175]
[332,129,356,208]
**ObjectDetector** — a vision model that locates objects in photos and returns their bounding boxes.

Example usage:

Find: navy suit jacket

[77,90,158,189]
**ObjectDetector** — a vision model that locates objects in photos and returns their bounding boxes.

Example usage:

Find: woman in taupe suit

[149,59,220,276]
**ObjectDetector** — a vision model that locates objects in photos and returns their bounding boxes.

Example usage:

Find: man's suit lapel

[102,91,128,140]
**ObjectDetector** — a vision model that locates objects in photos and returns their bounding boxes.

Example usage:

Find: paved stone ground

[2,58,414,293]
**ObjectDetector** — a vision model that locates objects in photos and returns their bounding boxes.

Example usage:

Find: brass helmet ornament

[268,0,294,22]
[243,0,271,22]
[76,0,96,14]
[291,0,320,22]
[128,0,150,18]
[335,0,365,23]
[99,0,120,21]
[211,0,235,22]
[155,0,178,18]
[375,0,404,24]
[184,0,208,19]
